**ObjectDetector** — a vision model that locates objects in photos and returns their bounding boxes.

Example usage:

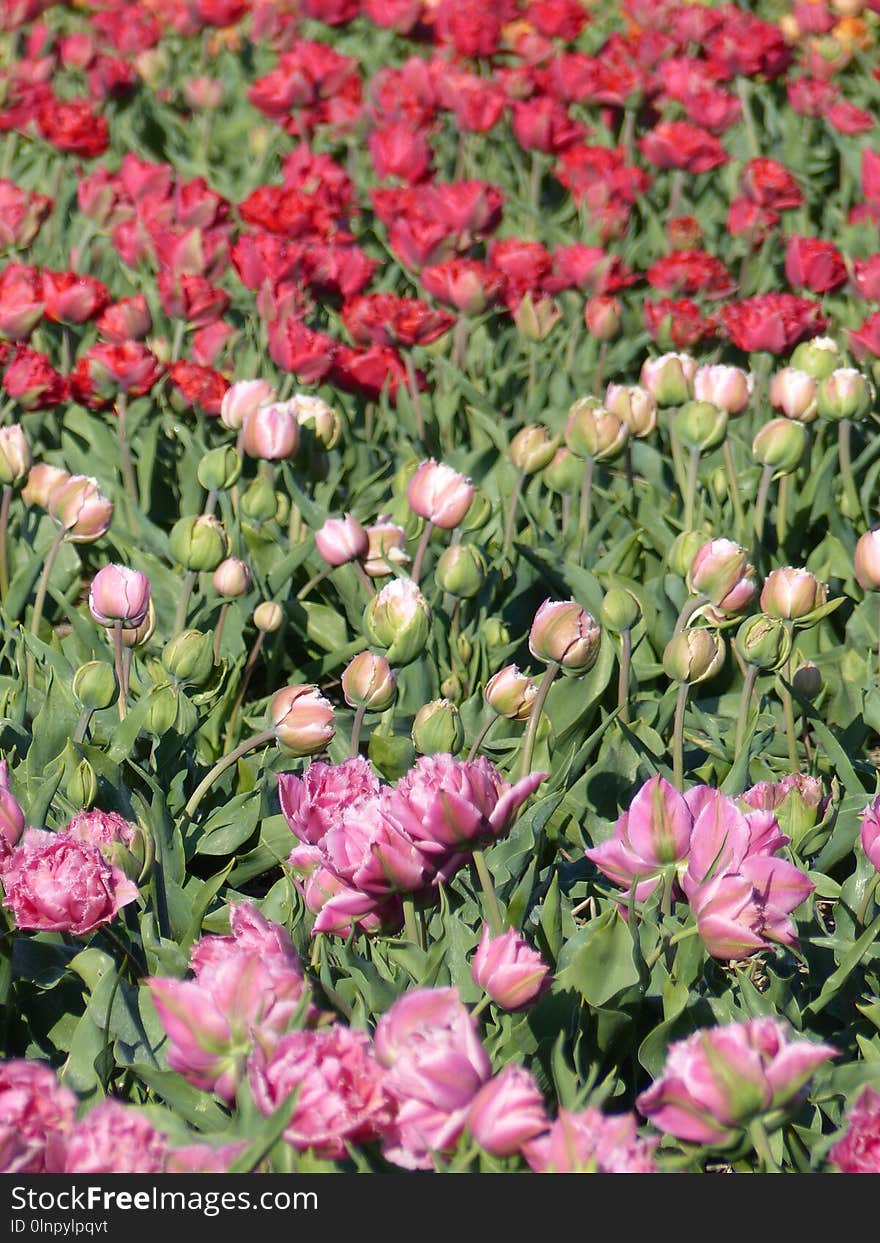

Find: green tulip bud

[663,628,725,684]
[792,661,822,700]
[254,601,284,632]
[197,444,241,492]
[144,684,185,737]
[600,587,641,632]
[412,699,464,755]
[483,618,510,648]
[341,651,397,711]
[816,368,874,422]
[240,474,279,524]
[364,579,431,666]
[457,634,473,664]
[789,336,841,379]
[667,530,706,578]
[435,544,485,598]
[542,447,582,494]
[566,398,628,462]
[439,674,463,702]
[169,513,227,571]
[734,614,792,671]
[162,629,215,687]
[509,424,560,474]
[72,661,118,712]
[62,744,98,809]
[752,418,807,474]
[673,401,728,453]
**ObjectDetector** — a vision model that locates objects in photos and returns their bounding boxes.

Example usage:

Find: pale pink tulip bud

[341,651,397,711]
[817,367,874,421]
[407,459,475,529]
[184,75,223,110]
[88,564,151,628]
[270,685,335,756]
[314,513,369,566]
[212,557,250,597]
[693,364,753,415]
[363,517,410,577]
[584,294,621,340]
[219,379,277,431]
[604,383,657,438]
[855,529,880,591]
[22,463,70,508]
[687,538,757,612]
[471,924,551,1011]
[466,1065,549,1157]
[64,1100,168,1174]
[0,759,25,858]
[0,424,31,486]
[241,400,299,460]
[639,352,697,406]
[0,1060,76,1174]
[752,418,806,474]
[48,475,113,543]
[528,599,601,674]
[253,600,283,631]
[484,664,539,721]
[364,578,431,665]
[769,367,818,422]
[525,1107,658,1173]
[760,566,826,620]
[636,1018,837,1146]
[66,808,148,882]
[861,795,880,872]
[289,393,342,450]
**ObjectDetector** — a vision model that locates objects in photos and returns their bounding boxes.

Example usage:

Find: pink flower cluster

[586,774,815,959]
[280,755,546,936]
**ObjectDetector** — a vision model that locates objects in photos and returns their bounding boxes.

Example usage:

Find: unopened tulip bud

[456,634,472,663]
[472,924,551,1011]
[484,664,538,720]
[162,629,215,687]
[584,294,621,340]
[790,336,841,379]
[640,353,696,407]
[600,587,641,632]
[709,466,728,502]
[412,698,464,755]
[314,514,369,567]
[169,514,227,571]
[760,567,826,620]
[734,614,792,671]
[184,75,223,110]
[66,755,98,809]
[673,401,728,453]
[435,544,485,598]
[793,661,822,699]
[254,601,283,632]
[144,684,184,736]
[440,673,463,701]
[290,393,342,450]
[529,600,601,675]
[667,530,705,578]
[566,398,628,462]
[219,380,277,431]
[513,292,561,342]
[0,760,25,854]
[341,651,396,711]
[509,425,560,475]
[88,564,151,629]
[604,384,657,438]
[542,447,582,494]
[483,618,510,649]
[769,368,818,422]
[693,365,753,416]
[407,460,475,530]
[816,368,874,422]
[0,424,31,485]
[752,418,807,474]
[48,475,113,542]
[197,445,241,492]
[855,529,880,591]
[363,518,410,578]
[72,661,118,711]
[22,463,70,508]
[364,579,431,665]
[241,401,299,460]
[663,628,725,684]
[213,557,250,598]
[687,539,757,613]
[270,685,335,756]
[240,474,279,524]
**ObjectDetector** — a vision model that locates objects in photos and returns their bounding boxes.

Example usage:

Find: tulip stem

[349,702,367,757]
[748,1118,782,1175]
[402,895,422,948]
[411,520,434,586]
[673,594,707,636]
[752,463,773,556]
[617,628,632,724]
[403,352,425,444]
[116,394,140,523]
[296,564,332,601]
[212,602,229,665]
[519,660,559,781]
[620,107,636,162]
[223,630,266,750]
[174,570,198,634]
[472,849,504,936]
[27,524,66,686]
[668,426,689,503]
[683,445,701,532]
[775,473,790,549]
[578,457,594,554]
[0,483,11,603]
[780,650,799,773]
[112,621,127,721]
[73,708,92,745]
[502,471,525,557]
[354,561,376,598]
[721,440,745,540]
[857,874,879,927]
[736,77,761,160]
[183,727,275,823]
[644,922,700,970]
[672,681,689,791]
[838,419,862,522]
[467,714,497,763]
[734,663,759,761]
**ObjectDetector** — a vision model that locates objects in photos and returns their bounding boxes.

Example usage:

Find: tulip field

[6,0,880,1180]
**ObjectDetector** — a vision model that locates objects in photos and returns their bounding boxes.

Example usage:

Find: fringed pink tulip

[524,1107,658,1173]
[0,1060,76,1174]
[278,757,380,847]
[314,513,369,567]
[830,1087,880,1173]
[64,1100,168,1174]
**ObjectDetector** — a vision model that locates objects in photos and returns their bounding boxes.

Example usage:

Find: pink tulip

[769,367,818,422]
[471,924,551,1011]
[314,513,369,567]
[187,901,306,981]
[47,474,113,542]
[270,685,335,756]
[466,1065,549,1157]
[301,864,393,937]
[637,1018,837,1146]
[22,463,70,509]
[585,775,694,901]
[681,787,786,899]
[382,1095,473,1171]
[528,599,601,674]
[166,1142,246,1173]
[322,794,432,895]
[0,829,138,936]
[278,757,380,847]
[88,564,151,628]
[861,795,880,872]
[687,538,757,613]
[0,1060,76,1174]
[689,855,814,960]
[830,1087,880,1173]
[248,1026,393,1160]
[64,1100,168,1174]
[855,529,880,592]
[693,363,753,414]
[407,459,475,529]
[212,557,250,597]
[760,566,826,620]
[240,400,299,460]
[219,379,276,430]
[524,1107,658,1173]
[0,760,25,858]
